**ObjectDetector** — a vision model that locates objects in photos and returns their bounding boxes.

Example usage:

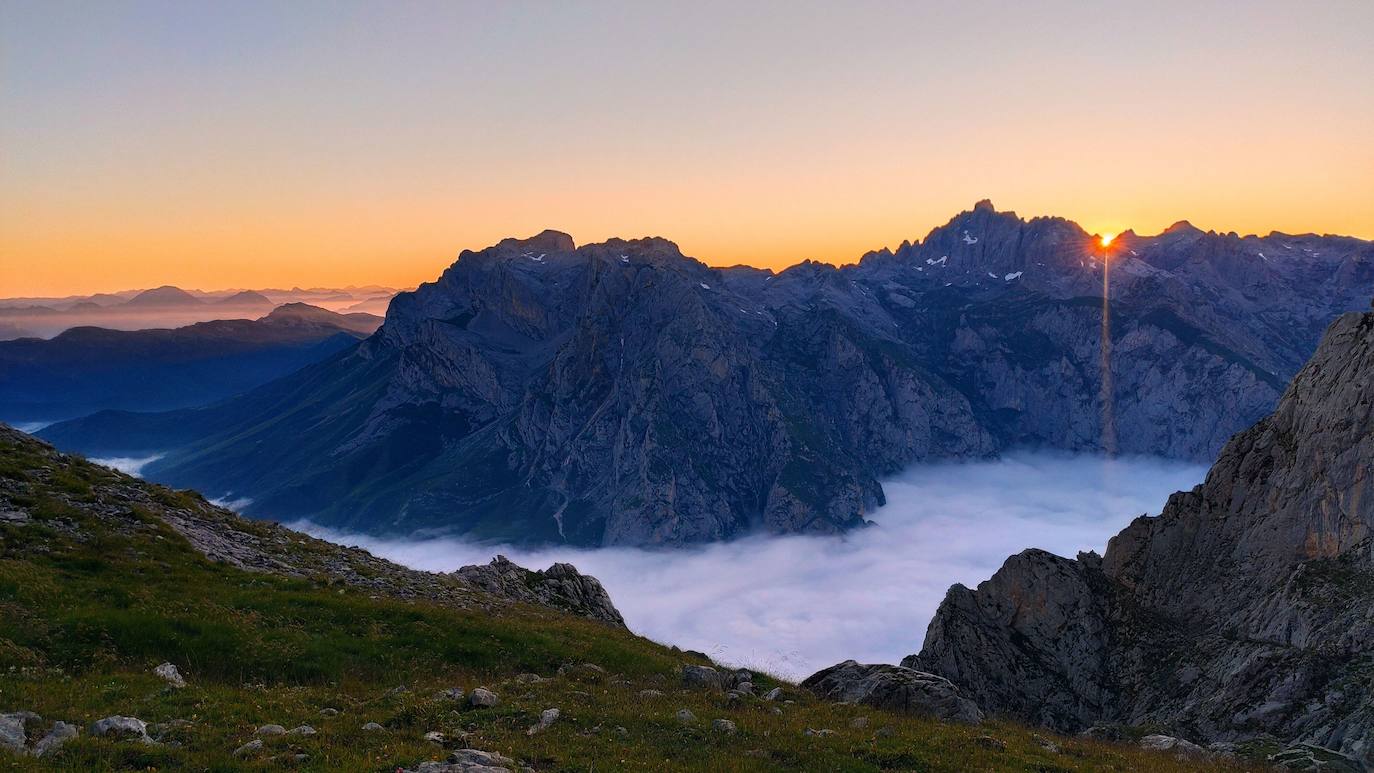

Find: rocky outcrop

[909,311,1374,764]
[800,660,983,724]
[453,556,624,626]
[40,205,1373,546]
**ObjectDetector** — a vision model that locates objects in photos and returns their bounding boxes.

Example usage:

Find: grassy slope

[0,431,1243,772]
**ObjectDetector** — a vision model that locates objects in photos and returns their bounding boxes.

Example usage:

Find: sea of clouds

[300,452,1205,680]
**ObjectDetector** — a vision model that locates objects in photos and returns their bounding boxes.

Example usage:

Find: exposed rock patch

[800,660,983,724]
[454,557,624,625]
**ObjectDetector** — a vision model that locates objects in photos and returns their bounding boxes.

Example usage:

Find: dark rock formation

[453,556,624,626]
[40,204,1373,546]
[908,311,1374,764]
[800,660,983,724]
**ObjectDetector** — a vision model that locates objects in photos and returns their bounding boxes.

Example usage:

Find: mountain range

[0,304,381,424]
[38,202,1373,546]
[0,285,399,339]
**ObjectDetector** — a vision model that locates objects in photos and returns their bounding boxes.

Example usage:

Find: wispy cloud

[209,495,254,512]
[89,454,163,477]
[11,422,51,434]
[298,453,1204,680]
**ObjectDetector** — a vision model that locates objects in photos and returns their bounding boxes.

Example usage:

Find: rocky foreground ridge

[41,202,1373,546]
[0,424,624,625]
[0,424,1235,770]
[906,309,1374,766]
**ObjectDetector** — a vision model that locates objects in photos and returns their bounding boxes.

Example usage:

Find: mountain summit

[122,285,204,308]
[40,205,1374,546]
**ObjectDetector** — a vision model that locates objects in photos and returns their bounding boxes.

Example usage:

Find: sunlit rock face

[40,204,1373,546]
[910,311,1374,764]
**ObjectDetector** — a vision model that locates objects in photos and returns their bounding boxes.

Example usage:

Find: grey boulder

[526,708,559,735]
[468,687,499,708]
[33,721,79,757]
[682,665,723,691]
[0,713,28,753]
[801,660,983,724]
[89,716,151,743]
[154,662,186,688]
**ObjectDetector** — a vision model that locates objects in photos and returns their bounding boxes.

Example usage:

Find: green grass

[0,433,1249,771]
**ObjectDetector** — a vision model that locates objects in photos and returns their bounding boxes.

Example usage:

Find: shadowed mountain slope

[908,309,1374,765]
[0,304,381,424]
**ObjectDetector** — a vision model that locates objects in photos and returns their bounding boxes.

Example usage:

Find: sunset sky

[3,0,1372,297]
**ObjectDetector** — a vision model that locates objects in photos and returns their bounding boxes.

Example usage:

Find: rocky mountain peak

[1161,219,1201,236]
[585,236,698,271]
[495,229,576,254]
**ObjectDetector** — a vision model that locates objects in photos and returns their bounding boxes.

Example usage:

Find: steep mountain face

[908,310,1374,764]
[39,204,1372,546]
[0,304,381,423]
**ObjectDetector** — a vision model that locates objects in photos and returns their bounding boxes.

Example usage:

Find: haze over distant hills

[0,303,381,424]
[39,202,1374,547]
[0,284,400,339]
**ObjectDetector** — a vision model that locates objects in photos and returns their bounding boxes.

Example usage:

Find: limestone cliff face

[39,204,1373,546]
[909,311,1374,763]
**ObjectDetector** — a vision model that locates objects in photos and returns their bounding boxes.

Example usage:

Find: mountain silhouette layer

[40,202,1374,546]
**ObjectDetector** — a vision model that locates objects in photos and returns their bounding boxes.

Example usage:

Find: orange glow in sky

[2,2,1371,297]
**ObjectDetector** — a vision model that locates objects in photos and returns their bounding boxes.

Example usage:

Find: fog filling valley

[299,453,1205,680]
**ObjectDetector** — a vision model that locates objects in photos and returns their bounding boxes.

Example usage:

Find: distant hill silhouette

[0,304,381,424]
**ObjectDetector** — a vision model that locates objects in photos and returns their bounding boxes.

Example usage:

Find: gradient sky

[3,0,1372,296]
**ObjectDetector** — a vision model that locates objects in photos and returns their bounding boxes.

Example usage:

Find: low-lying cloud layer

[301,453,1203,679]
